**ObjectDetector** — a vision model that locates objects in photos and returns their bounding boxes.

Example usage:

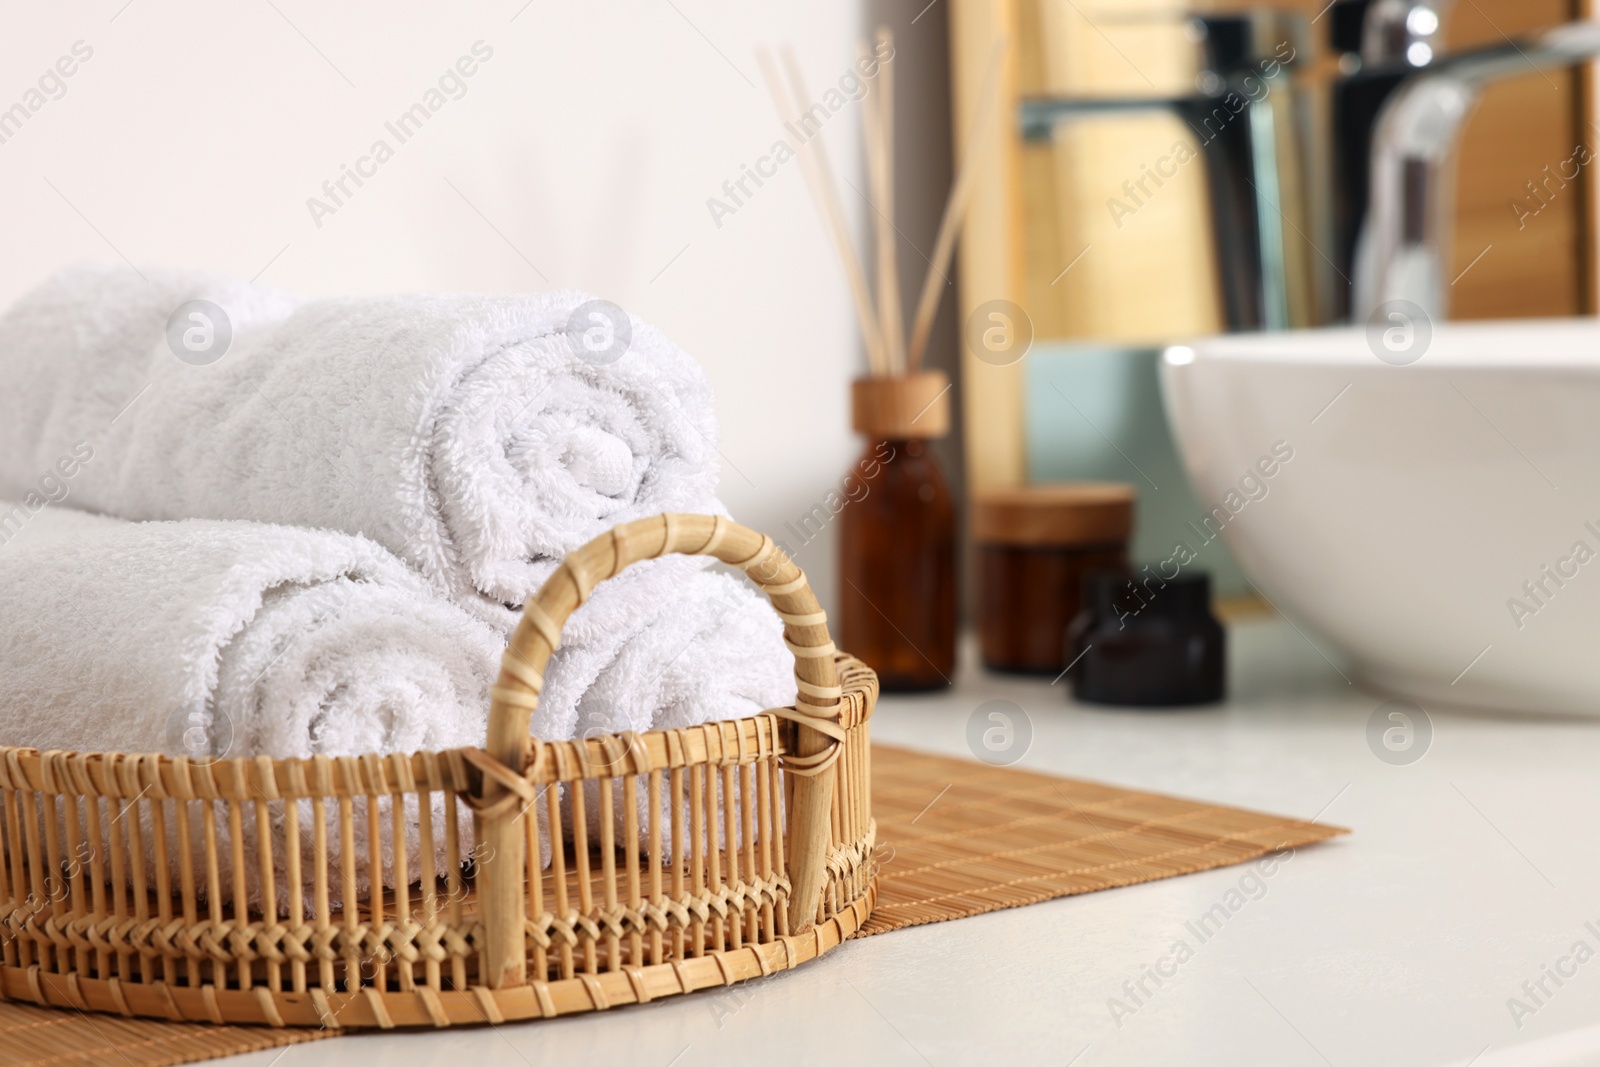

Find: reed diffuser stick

[764,35,1004,380]
[757,47,888,376]
[869,28,905,375]
[906,39,1007,373]
[858,47,894,375]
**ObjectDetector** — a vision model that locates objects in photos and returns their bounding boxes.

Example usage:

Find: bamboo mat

[0,1003,332,1066]
[0,743,1345,1065]
[859,744,1346,935]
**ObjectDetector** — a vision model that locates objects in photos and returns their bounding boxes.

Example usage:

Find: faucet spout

[1352,19,1600,322]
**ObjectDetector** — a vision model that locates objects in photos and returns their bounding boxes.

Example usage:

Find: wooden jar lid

[851,371,950,439]
[972,483,1136,547]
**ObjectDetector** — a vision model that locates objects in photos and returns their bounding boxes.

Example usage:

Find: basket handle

[477,513,844,988]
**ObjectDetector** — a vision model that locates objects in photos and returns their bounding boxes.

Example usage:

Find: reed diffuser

[759,31,1002,691]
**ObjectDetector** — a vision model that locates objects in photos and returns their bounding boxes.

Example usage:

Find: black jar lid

[1082,569,1214,618]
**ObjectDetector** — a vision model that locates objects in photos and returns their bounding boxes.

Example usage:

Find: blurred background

[0,1,962,621]
[4,0,1595,619]
[957,0,1597,602]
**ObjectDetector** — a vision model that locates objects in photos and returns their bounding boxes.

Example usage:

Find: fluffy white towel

[0,264,722,629]
[532,558,790,740]
[551,561,797,847]
[0,503,502,760]
[0,501,517,910]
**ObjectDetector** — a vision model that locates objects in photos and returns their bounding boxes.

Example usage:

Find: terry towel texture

[0,504,502,761]
[0,265,723,629]
[0,502,514,906]
[548,557,797,846]
[539,558,794,743]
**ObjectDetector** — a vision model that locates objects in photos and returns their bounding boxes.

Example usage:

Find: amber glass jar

[837,372,956,691]
[974,484,1134,674]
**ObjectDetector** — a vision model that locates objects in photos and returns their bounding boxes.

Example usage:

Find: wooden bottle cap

[851,371,950,439]
[972,483,1136,547]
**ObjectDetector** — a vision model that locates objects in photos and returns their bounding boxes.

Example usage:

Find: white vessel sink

[1162,318,1600,715]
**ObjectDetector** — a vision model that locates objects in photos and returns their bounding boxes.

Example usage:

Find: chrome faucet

[1352,19,1600,320]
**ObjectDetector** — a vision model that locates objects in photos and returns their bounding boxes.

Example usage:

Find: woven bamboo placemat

[859,744,1346,935]
[0,1001,332,1066]
[0,743,1345,1065]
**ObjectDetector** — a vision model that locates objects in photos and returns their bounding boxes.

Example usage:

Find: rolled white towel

[0,503,501,760]
[552,562,798,848]
[567,567,797,741]
[0,502,523,911]
[0,264,722,629]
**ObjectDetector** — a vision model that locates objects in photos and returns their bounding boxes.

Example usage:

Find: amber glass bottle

[837,372,956,691]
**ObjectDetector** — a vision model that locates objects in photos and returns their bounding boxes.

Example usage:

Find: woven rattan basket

[0,513,876,1029]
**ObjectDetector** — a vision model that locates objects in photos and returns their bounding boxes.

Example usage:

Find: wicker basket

[0,514,876,1028]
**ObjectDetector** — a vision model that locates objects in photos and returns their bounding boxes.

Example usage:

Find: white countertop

[222,617,1600,1067]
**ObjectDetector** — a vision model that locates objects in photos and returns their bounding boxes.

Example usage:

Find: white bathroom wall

[0,0,951,616]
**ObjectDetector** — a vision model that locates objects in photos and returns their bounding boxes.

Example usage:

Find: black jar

[1066,570,1225,706]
